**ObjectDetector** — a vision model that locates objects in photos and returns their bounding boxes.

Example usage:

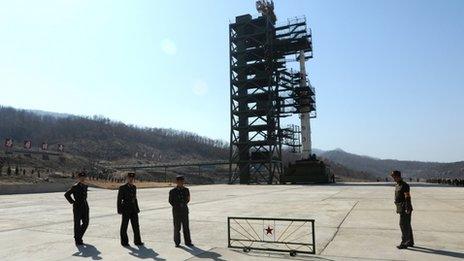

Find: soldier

[169,175,193,247]
[117,172,144,247]
[390,170,414,249]
[64,172,89,245]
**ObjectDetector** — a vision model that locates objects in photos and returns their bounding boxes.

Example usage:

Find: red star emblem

[265,225,273,235]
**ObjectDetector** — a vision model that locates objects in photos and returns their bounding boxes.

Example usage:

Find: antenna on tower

[256,0,276,22]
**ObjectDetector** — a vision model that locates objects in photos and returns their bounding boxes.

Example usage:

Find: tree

[15,165,19,175]
[7,166,11,176]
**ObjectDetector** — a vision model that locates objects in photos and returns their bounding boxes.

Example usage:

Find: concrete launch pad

[0,183,463,260]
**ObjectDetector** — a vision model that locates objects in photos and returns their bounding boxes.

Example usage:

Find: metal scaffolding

[229,1,316,184]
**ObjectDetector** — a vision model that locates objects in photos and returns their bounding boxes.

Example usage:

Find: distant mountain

[310,148,326,155]
[282,149,377,181]
[319,149,464,179]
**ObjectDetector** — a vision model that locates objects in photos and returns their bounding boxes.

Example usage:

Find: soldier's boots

[397,242,414,249]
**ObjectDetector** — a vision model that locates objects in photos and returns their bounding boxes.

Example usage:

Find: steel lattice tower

[229,1,316,184]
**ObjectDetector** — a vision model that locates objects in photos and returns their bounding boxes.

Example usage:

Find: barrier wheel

[290,251,297,257]
[243,247,251,253]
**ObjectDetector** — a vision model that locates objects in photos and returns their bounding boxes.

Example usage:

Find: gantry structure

[229,0,316,184]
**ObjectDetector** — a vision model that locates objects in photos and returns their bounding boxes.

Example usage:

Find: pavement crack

[319,200,359,255]
[321,188,350,201]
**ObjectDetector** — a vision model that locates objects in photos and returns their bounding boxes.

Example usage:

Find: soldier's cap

[77,172,87,177]
[176,175,185,180]
[390,170,402,177]
[127,172,136,178]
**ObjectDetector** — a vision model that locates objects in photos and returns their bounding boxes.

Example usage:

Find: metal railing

[228,216,316,256]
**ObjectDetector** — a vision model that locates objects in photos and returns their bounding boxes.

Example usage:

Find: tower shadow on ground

[230,249,335,261]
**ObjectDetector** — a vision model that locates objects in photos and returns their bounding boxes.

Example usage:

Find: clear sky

[0,0,463,162]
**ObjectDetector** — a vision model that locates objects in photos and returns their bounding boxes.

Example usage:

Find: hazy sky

[0,0,463,162]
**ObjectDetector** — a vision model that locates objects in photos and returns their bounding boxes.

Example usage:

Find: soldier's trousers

[73,205,89,242]
[173,211,191,245]
[399,212,414,245]
[120,212,142,244]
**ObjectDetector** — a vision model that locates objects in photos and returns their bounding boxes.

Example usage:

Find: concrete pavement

[0,183,463,260]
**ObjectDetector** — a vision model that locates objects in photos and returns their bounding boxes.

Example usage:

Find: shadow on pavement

[230,249,334,261]
[73,244,102,260]
[179,245,226,261]
[408,246,464,259]
[330,183,449,188]
[126,245,166,260]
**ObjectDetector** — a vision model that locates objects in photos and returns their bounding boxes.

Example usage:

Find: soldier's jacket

[395,179,413,214]
[117,183,140,214]
[169,186,190,212]
[64,182,88,208]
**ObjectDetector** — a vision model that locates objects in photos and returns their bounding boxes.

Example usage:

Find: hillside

[319,149,464,179]
[0,106,228,163]
[0,106,427,183]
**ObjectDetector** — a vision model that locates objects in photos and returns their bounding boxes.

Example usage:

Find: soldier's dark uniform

[169,184,192,246]
[64,177,89,245]
[117,181,143,246]
[395,179,414,247]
